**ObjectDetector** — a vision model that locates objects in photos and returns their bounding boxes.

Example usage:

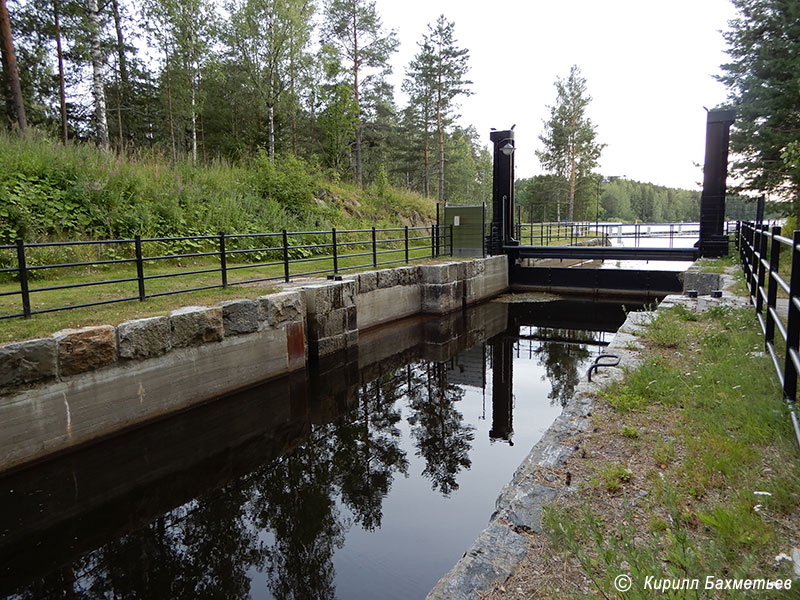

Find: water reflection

[1,299,636,600]
[408,363,474,496]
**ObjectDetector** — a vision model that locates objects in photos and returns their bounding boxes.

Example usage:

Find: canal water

[0,298,639,600]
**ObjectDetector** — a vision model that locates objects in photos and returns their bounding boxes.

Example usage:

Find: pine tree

[717,0,800,202]
[0,0,26,133]
[536,65,604,221]
[403,38,435,197]
[427,15,471,205]
[323,0,398,186]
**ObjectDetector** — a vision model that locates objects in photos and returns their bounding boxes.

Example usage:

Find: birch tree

[226,0,313,162]
[87,0,108,151]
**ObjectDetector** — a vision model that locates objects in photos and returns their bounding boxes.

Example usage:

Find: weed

[645,311,687,348]
[651,438,676,467]
[620,426,640,439]
[600,464,632,493]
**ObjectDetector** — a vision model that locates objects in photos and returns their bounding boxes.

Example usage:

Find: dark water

[0,298,636,600]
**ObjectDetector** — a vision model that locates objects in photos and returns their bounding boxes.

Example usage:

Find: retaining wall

[0,255,509,473]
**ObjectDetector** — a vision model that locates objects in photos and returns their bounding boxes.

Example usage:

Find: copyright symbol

[614,573,632,593]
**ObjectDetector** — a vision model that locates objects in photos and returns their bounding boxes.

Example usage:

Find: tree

[1,0,27,133]
[143,0,214,162]
[717,0,800,205]
[537,65,604,221]
[226,0,314,162]
[426,15,471,205]
[87,0,109,151]
[403,38,435,197]
[323,0,398,187]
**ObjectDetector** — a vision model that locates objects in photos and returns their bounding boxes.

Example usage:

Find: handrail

[0,224,454,321]
[738,220,800,448]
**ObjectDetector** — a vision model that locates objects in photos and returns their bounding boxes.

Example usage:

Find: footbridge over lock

[477,111,737,296]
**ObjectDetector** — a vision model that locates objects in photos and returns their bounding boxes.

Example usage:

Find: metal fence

[514,221,720,248]
[0,225,452,321]
[738,220,800,447]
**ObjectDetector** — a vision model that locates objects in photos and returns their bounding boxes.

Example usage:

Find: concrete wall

[345,255,508,333]
[0,256,509,473]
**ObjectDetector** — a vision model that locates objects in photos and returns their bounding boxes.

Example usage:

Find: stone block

[302,281,354,313]
[220,299,260,335]
[681,271,722,295]
[301,283,335,315]
[395,265,420,286]
[376,268,399,289]
[170,306,223,347]
[310,307,348,338]
[259,291,305,328]
[118,317,171,360]
[419,262,459,284]
[341,279,356,307]
[0,338,57,389]
[463,260,481,279]
[421,282,462,314]
[345,330,359,346]
[356,271,378,294]
[55,325,118,376]
[345,305,357,331]
[313,334,346,357]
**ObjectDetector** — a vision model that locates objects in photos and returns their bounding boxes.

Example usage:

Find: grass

[0,132,436,248]
[490,303,799,600]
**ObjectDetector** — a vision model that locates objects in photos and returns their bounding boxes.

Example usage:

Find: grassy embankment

[0,135,440,343]
[483,256,800,599]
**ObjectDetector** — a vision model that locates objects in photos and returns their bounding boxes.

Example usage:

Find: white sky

[374,0,739,191]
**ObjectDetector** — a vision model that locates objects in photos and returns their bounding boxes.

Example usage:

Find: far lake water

[0,298,641,600]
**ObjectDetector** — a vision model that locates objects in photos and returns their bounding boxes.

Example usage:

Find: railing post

[282,229,290,282]
[134,235,146,301]
[765,225,781,347]
[404,226,409,263]
[16,238,30,319]
[372,227,377,267]
[783,230,800,403]
[756,224,768,314]
[431,225,436,258]
[219,231,228,287]
[332,227,338,274]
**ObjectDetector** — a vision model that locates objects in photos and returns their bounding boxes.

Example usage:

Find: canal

[0,297,640,600]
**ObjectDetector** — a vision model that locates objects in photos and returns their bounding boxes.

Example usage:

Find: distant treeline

[515,175,777,223]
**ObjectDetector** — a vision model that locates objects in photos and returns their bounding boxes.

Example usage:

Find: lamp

[500,142,515,156]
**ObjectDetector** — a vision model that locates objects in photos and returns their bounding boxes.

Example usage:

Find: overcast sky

[373,0,739,191]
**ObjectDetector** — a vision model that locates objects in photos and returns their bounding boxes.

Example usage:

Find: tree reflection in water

[407,363,475,496]
[5,361,484,599]
[532,328,592,406]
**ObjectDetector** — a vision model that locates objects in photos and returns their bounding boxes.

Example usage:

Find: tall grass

[0,133,435,246]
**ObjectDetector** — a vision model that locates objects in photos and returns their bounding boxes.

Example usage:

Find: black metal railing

[0,225,452,321]
[738,220,800,447]
[512,221,739,248]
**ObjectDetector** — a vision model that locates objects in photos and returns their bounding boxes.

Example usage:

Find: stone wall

[0,256,509,472]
